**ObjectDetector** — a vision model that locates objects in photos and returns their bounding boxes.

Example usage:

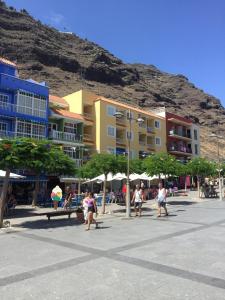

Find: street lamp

[114,109,144,218]
[209,133,224,201]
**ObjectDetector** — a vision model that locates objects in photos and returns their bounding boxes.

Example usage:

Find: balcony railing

[116,137,125,144]
[49,130,82,143]
[139,123,147,128]
[0,130,45,140]
[0,100,47,119]
[169,130,191,139]
[147,127,155,134]
[168,145,192,154]
[83,133,93,141]
[147,143,155,148]
[139,140,146,146]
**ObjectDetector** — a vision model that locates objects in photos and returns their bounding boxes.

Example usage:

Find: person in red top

[122,183,127,202]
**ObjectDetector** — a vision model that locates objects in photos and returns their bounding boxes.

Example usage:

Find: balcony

[0,130,45,140]
[139,140,146,146]
[83,133,94,143]
[168,130,192,141]
[116,137,126,145]
[168,145,192,156]
[0,99,47,119]
[49,130,82,143]
[116,117,126,127]
[139,123,147,129]
[147,127,155,134]
[147,143,155,150]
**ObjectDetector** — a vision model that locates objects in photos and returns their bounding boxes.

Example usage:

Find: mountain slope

[0,1,224,159]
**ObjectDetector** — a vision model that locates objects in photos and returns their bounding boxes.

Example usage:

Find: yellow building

[64,90,166,160]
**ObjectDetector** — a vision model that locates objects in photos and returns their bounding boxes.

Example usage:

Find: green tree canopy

[84,153,126,213]
[0,138,77,225]
[143,152,183,178]
[186,157,216,178]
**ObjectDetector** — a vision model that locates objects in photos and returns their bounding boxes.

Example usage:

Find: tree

[84,153,123,213]
[0,138,77,227]
[20,139,77,206]
[130,158,145,174]
[0,138,27,227]
[143,152,182,179]
[186,157,216,196]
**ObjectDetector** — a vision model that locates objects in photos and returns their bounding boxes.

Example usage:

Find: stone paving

[1,195,225,299]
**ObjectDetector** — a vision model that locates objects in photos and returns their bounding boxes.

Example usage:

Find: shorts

[88,206,96,213]
[158,201,166,207]
[134,202,142,208]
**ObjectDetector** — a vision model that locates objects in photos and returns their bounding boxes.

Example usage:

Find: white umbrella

[0,170,25,179]
[83,173,114,184]
[111,173,127,181]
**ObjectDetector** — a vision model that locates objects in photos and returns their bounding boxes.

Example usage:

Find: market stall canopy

[130,173,152,181]
[83,172,127,184]
[111,173,127,181]
[83,173,114,184]
[0,170,26,179]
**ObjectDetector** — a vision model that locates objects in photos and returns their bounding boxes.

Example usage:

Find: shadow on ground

[167,200,196,206]
[15,217,84,230]
[6,207,39,219]
[112,206,154,214]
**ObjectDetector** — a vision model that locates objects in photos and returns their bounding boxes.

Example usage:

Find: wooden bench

[39,209,77,221]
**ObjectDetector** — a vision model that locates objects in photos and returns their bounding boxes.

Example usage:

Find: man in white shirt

[132,185,144,217]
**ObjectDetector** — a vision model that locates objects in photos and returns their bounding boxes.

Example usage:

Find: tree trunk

[32,175,40,207]
[101,175,107,214]
[0,169,10,228]
[197,177,200,198]
[184,176,187,192]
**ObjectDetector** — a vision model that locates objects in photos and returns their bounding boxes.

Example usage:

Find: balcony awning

[168,118,191,126]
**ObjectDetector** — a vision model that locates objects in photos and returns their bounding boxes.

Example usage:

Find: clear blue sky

[6,0,225,107]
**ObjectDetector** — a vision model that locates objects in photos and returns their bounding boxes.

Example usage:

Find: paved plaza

[1,197,225,300]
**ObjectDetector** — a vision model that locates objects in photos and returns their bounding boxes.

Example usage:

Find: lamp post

[209,133,223,201]
[114,109,144,217]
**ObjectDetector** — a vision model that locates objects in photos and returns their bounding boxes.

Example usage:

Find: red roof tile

[49,95,69,107]
[52,108,84,121]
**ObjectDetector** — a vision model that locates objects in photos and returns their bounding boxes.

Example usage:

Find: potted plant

[75,207,84,222]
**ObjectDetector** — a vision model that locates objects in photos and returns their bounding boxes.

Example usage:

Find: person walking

[82,192,89,225]
[132,185,144,217]
[156,182,168,217]
[85,192,98,231]
[63,186,73,210]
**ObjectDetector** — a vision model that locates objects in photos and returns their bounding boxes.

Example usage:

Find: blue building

[0,57,49,139]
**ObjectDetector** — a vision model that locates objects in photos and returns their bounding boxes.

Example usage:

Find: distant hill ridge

[0,1,224,159]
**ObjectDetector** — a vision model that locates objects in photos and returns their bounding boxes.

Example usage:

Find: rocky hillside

[0,1,224,159]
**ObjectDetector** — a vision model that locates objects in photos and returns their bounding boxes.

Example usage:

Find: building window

[16,120,46,139]
[0,93,9,109]
[16,91,47,118]
[154,120,160,128]
[107,105,116,116]
[107,126,115,137]
[64,122,77,134]
[0,121,7,132]
[48,123,58,131]
[194,129,198,140]
[194,144,198,155]
[155,137,161,146]
[107,147,115,154]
